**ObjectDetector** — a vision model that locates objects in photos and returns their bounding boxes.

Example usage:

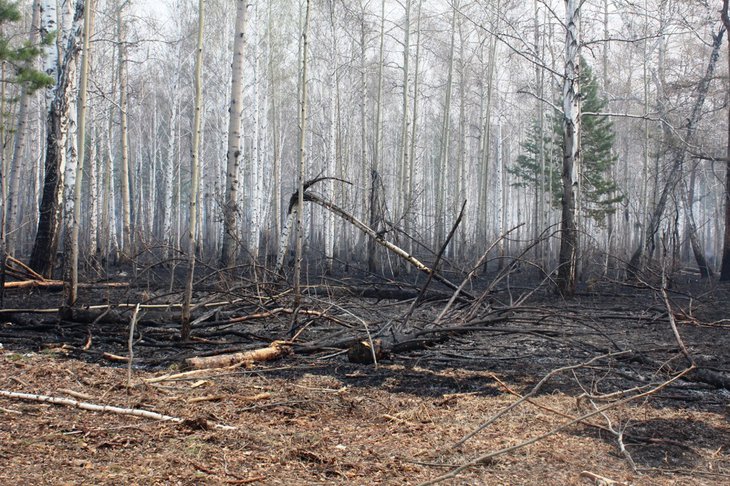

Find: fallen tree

[276,181,473,300]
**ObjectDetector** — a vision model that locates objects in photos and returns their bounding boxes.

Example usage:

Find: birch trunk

[325,0,338,270]
[557,0,581,296]
[220,0,248,268]
[250,0,262,261]
[182,0,205,340]
[267,0,282,254]
[64,0,93,306]
[368,0,385,273]
[435,1,457,249]
[398,0,411,235]
[29,0,85,277]
[88,112,98,260]
[405,0,422,262]
[117,0,132,258]
[163,64,179,259]
[294,0,311,306]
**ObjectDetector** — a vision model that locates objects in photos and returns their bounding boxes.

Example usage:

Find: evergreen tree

[510,59,622,224]
[0,0,54,92]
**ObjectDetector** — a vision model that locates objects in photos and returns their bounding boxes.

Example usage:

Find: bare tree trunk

[30,0,85,277]
[368,0,385,273]
[64,0,94,306]
[267,0,281,255]
[720,1,730,281]
[557,0,581,296]
[294,0,311,307]
[117,0,132,258]
[325,0,338,271]
[405,0,423,266]
[477,0,499,249]
[250,0,262,262]
[181,0,205,340]
[435,1,457,249]
[88,112,98,260]
[163,60,179,260]
[398,0,411,237]
[220,0,248,269]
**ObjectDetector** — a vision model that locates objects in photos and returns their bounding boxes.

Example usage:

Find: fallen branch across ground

[0,389,236,429]
[418,365,695,485]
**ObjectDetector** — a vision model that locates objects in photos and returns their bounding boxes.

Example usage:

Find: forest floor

[0,266,729,485]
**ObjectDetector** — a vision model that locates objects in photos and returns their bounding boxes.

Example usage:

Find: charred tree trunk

[557,0,581,296]
[29,1,85,277]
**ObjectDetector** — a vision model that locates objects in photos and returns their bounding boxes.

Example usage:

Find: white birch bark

[182,0,205,339]
[250,0,262,261]
[40,0,58,102]
[294,0,311,306]
[88,112,98,259]
[29,0,85,277]
[220,0,247,268]
[64,0,94,305]
[164,65,180,259]
[117,0,132,257]
[325,0,338,269]
[557,0,581,296]
[398,0,411,226]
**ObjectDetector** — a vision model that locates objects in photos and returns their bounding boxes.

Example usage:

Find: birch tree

[117,0,132,258]
[64,0,94,305]
[556,0,581,296]
[29,0,85,277]
[294,0,311,306]
[182,0,205,340]
[220,0,247,269]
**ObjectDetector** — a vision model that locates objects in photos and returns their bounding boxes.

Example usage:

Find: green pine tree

[510,59,623,225]
[0,0,54,92]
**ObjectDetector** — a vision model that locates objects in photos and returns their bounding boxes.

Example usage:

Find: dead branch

[0,389,180,422]
[144,361,250,384]
[0,389,236,430]
[579,471,626,485]
[418,366,694,486]
[5,255,47,281]
[660,265,694,365]
[127,303,141,387]
[401,201,466,330]
[436,223,524,323]
[454,350,632,447]
[2,280,130,290]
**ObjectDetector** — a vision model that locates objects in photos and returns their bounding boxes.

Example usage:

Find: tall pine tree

[511,59,622,224]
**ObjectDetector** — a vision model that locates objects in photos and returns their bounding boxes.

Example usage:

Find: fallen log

[2,279,130,290]
[184,340,292,370]
[3,279,65,290]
